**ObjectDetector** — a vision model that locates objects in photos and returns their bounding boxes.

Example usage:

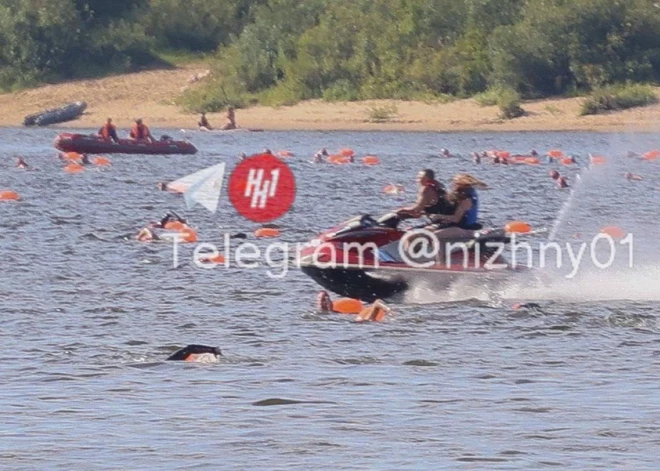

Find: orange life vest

[130,123,149,139]
[100,123,116,140]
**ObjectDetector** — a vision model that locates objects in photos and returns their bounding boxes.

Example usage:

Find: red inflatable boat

[54,133,198,155]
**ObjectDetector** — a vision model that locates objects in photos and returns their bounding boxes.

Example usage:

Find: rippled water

[1,127,659,470]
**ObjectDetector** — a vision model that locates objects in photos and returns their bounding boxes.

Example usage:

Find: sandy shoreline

[2,63,660,133]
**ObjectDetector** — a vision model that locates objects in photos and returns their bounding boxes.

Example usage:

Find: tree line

[3,0,660,111]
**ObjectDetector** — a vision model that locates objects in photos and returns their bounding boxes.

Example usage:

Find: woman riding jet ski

[297,172,519,301]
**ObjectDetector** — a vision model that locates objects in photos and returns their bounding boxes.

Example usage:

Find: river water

[1,128,659,470]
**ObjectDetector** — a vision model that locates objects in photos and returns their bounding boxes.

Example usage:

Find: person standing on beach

[198,112,212,130]
[220,106,236,130]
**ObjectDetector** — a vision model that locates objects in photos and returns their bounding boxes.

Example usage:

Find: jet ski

[297,212,526,301]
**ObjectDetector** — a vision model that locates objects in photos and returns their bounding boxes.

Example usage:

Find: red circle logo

[228,153,296,222]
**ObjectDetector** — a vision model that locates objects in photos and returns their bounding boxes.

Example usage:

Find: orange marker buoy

[642,150,660,161]
[548,150,563,158]
[362,155,380,165]
[65,152,82,161]
[339,148,355,157]
[180,227,198,243]
[328,154,351,164]
[0,190,20,201]
[277,150,294,158]
[600,226,626,239]
[590,155,606,165]
[383,184,404,195]
[254,227,281,238]
[505,221,532,234]
[524,157,540,165]
[332,298,364,314]
[199,254,226,264]
[94,156,111,166]
[495,151,511,159]
[164,221,185,231]
[64,163,84,173]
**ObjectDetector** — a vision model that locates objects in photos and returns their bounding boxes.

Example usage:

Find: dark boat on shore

[23,101,87,127]
[54,133,198,155]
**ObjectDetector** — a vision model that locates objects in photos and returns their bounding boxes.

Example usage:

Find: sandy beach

[2,62,660,133]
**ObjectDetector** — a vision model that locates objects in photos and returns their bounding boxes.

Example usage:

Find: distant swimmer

[219,106,236,131]
[440,148,452,158]
[557,176,569,189]
[16,157,28,169]
[472,152,481,164]
[263,148,273,155]
[549,169,560,180]
[136,226,160,242]
[198,112,212,130]
[98,117,119,143]
[239,152,247,161]
[156,211,187,228]
[313,152,324,163]
[512,302,543,312]
[167,344,222,363]
[530,149,539,157]
[625,172,643,181]
[316,291,391,322]
[80,154,91,165]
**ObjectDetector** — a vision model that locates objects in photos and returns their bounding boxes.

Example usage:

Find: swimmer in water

[625,172,643,181]
[557,176,569,189]
[156,211,187,228]
[239,152,247,161]
[440,148,451,158]
[80,154,91,165]
[530,149,539,157]
[263,148,273,155]
[167,344,222,362]
[512,302,543,312]
[549,169,560,180]
[313,152,324,163]
[317,148,329,157]
[16,157,28,169]
[316,291,391,322]
[136,226,160,242]
[472,152,481,164]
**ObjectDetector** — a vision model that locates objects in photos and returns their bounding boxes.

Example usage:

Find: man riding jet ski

[297,171,525,301]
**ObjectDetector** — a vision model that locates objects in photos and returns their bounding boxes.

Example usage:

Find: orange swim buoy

[590,155,606,165]
[164,221,185,231]
[339,148,355,157]
[362,155,380,165]
[560,158,574,165]
[199,253,226,264]
[505,221,532,234]
[94,156,111,166]
[64,163,84,173]
[524,157,540,165]
[642,150,660,161]
[548,149,563,158]
[600,226,626,240]
[328,154,351,164]
[383,184,404,195]
[254,227,281,238]
[495,151,511,159]
[277,150,294,158]
[332,298,364,314]
[180,226,198,243]
[65,152,82,161]
[0,190,20,201]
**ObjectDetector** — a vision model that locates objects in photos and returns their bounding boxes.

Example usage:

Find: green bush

[580,84,658,116]
[366,104,398,122]
[322,79,360,102]
[474,87,505,106]
[497,88,525,119]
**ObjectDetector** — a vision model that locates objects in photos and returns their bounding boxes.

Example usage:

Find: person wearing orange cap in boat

[98,118,119,143]
[396,169,450,220]
[219,106,236,130]
[130,118,154,142]
[16,157,28,169]
[316,291,390,322]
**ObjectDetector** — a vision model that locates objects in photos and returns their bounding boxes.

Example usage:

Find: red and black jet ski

[298,212,524,301]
